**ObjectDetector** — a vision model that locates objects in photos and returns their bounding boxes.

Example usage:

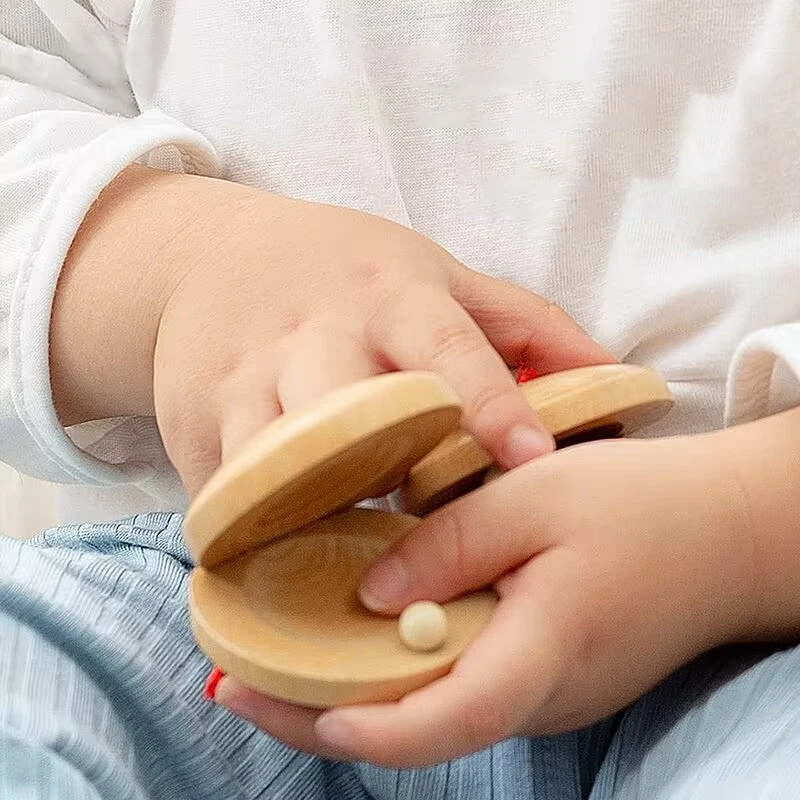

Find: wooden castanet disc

[189,508,497,708]
[400,364,674,516]
[184,372,462,568]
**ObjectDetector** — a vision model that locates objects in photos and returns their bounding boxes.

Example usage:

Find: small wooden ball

[399,601,449,652]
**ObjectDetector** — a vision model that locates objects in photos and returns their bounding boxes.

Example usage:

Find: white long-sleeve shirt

[3,0,800,525]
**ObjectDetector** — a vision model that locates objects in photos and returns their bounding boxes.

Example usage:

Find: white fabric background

[2,0,800,528]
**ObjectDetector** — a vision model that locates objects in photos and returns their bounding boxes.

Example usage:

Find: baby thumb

[357,505,495,615]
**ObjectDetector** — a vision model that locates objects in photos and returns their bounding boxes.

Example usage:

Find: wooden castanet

[184,371,497,708]
[400,364,674,516]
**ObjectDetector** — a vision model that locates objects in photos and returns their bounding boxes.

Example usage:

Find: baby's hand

[147,172,611,494]
[53,166,611,494]
[215,431,756,767]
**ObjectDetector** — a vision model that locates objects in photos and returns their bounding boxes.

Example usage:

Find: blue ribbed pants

[1,513,798,799]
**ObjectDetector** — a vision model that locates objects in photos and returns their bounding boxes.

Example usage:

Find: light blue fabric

[0,514,798,799]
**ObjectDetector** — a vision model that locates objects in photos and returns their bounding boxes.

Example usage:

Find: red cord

[516,366,539,384]
[202,666,225,701]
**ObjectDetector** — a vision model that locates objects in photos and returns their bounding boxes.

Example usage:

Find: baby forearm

[50,165,243,426]
[721,405,800,642]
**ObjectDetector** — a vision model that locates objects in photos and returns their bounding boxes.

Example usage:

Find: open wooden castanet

[184,365,674,708]
[185,371,492,708]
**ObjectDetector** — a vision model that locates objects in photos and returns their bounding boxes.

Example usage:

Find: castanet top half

[183,371,462,567]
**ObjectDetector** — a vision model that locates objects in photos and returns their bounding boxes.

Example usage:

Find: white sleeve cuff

[725,322,800,427]
[10,109,221,485]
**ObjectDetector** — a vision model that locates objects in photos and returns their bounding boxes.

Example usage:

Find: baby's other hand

[215,431,756,767]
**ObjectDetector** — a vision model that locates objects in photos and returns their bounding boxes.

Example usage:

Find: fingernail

[503,425,553,467]
[202,667,225,701]
[316,714,354,752]
[358,554,410,612]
